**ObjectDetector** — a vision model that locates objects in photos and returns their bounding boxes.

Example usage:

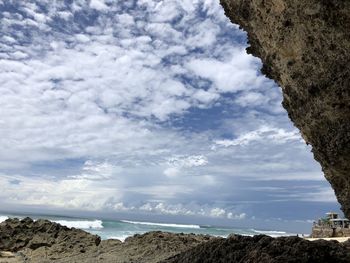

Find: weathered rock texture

[220,1,350,216]
[163,234,350,263]
[0,217,101,262]
[0,218,214,263]
[1,218,350,262]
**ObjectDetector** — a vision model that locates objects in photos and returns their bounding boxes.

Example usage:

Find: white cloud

[163,155,208,178]
[0,173,123,211]
[186,49,265,93]
[298,188,337,203]
[75,34,90,43]
[90,0,108,11]
[210,208,226,217]
[57,11,72,20]
[164,167,181,178]
[227,212,246,220]
[114,202,131,211]
[140,203,154,212]
[167,155,209,168]
[69,160,119,180]
[235,92,269,107]
[214,126,302,148]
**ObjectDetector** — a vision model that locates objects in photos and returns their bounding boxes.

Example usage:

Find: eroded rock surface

[220,1,350,216]
[0,217,101,261]
[164,234,350,263]
[1,218,350,262]
[0,218,214,262]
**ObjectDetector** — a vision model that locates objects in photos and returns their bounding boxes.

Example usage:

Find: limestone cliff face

[220,0,350,217]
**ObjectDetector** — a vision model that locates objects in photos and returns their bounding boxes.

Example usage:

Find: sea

[0,213,297,241]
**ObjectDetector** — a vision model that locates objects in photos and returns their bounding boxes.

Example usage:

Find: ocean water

[0,214,297,241]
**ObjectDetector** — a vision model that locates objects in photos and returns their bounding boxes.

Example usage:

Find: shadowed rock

[163,234,350,263]
[220,0,350,217]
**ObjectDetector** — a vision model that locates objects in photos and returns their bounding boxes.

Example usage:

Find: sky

[0,0,341,231]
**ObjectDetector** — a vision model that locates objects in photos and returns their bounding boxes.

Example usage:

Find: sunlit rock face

[220,0,350,217]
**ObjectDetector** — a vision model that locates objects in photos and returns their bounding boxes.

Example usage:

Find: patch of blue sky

[167,103,238,134]
[73,9,100,29]
[0,2,27,18]
[29,158,86,176]
[173,74,212,91]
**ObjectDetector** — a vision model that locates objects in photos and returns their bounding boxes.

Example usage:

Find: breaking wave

[0,216,8,223]
[54,219,103,230]
[250,229,295,237]
[121,220,201,229]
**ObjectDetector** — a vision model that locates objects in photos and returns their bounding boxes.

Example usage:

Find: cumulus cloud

[210,208,226,217]
[69,160,119,180]
[227,212,246,220]
[0,0,336,222]
[89,0,108,11]
[186,49,265,93]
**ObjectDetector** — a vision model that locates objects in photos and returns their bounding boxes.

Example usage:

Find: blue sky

[0,0,340,231]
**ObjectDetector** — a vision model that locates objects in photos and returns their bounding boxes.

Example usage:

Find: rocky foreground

[0,218,212,263]
[1,218,350,262]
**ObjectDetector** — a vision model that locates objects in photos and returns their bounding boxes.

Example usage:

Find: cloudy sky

[0,0,340,230]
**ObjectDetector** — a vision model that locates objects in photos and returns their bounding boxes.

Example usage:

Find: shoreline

[305,237,350,243]
[0,213,303,241]
[1,217,350,262]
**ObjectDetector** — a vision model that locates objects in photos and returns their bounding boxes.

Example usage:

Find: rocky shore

[1,218,350,262]
[0,218,214,263]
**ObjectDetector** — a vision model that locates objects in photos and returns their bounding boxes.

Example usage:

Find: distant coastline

[0,212,300,242]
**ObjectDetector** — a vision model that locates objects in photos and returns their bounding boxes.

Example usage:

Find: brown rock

[163,235,350,263]
[220,0,350,217]
[0,218,214,262]
[0,217,101,261]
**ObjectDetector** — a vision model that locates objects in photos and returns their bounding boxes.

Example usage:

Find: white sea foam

[252,229,287,234]
[121,220,201,229]
[54,219,103,229]
[0,216,8,223]
[251,229,295,237]
[104,230,150,242]
[108,235,133,242]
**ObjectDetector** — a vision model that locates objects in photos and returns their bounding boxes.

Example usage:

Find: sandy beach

[305,237,350,243]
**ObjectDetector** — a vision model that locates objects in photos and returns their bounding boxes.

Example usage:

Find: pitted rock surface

[220,0,350,217]
[0,217,101,260]
[0,218,214,262]
[163,235,350,263]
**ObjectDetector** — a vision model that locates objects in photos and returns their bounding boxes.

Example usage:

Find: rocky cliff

[220,0,350,217]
